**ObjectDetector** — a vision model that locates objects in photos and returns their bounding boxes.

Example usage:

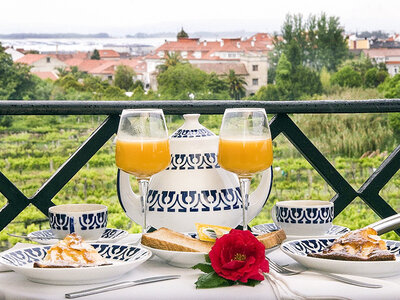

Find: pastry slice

[308,227,395,261]
[34,233,110,268]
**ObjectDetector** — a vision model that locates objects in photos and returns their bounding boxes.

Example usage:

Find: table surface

[0,256,274,300]
[2,238,400,300]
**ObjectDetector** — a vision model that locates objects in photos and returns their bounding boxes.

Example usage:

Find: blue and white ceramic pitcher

[117,114,273,232]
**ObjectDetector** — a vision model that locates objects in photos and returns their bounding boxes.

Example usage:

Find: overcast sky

[0,0,398,35]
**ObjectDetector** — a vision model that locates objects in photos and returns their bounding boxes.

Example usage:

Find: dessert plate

[251,223,350,240]
[0,243,151,285]
[281,238,400,278]
[28,228,129,245]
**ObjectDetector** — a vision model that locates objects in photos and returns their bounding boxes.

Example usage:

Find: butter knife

[65,275,180,299]
[369,213,400,235]
[7,233,54,240]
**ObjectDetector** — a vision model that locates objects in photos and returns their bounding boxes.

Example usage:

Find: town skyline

[1,0,399,35]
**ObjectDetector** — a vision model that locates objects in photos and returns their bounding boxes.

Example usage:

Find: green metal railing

[1,99,400,233]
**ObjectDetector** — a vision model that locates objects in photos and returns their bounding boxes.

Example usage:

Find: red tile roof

[64,59,105,72]
[386,61,400,64]
[64,58,85,67]
[147,33,274,62]
[73,51,90,59]
[64,57,146,75]
[98,49,120,59]
[363,48,400,57]
[32,71,59,80]
[16,54,46,64]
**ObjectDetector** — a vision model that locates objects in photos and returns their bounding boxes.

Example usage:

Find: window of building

[395,67,399,74]
[108,75,113,81]
[252,65,258,71]
[252,78,259,86]
[46,57,51,63]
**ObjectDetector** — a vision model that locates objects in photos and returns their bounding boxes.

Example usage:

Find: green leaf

[238,279,262,287]
[192,262,214,273]
[195,271,235,289]
[204,254,211,263]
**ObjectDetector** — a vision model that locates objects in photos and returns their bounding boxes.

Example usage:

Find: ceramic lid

[170,114,215,139]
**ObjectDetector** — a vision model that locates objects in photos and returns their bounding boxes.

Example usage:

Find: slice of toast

[141,227,214,253]
[256,229,286,249]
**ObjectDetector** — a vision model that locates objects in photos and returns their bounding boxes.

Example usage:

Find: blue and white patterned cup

[49,204,108,240]
[271,200,333,236]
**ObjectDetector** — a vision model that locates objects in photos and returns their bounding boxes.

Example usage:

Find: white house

[16,54,67,72]
[5,47,24,61]
[363,48,400,76]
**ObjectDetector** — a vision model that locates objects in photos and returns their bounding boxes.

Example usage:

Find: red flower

[209,229,269,283]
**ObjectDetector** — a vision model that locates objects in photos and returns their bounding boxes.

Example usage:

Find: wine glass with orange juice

[218,108,273,230]
[115,109,170,232]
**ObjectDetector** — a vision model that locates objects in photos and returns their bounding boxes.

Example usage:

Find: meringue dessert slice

[33,233,110,268]
[308,227,395,261]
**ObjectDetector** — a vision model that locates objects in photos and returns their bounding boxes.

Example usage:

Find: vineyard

[1,112,400,250]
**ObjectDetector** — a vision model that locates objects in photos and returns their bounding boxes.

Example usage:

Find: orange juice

[116,138,170,178]
[218,138,273,176]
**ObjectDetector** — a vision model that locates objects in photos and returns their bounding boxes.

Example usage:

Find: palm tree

[226,69,247,100]
[156,51,184,73]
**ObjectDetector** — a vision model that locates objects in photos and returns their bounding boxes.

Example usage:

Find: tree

[364,68,388,88]
[275,53,292,99]
[378,73,400,98]
[132,80,144,90]
[292,65,322,97]
[253,85,280,101]
[91,49,100,60]
[131,85,145,100]
[272,13,348,73]
[313,13,348,71]
[266,53,322,100]
[0,43,37,100]
[83,75,110,92]
[55,74,84,91]
[114,65,135,91]
[331,66,363,88]
[157,51,184,73]
[102,86,127,100]
[206,72,228,94]
[56,67,69,77]
[177,28,189,39]
[225,69,247,100]
[157,63,208,98]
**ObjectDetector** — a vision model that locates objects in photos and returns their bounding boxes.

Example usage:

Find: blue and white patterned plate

[281,238,400,278]
[251,223,350,240]
[27,228,129,245]
[0,243,151,285]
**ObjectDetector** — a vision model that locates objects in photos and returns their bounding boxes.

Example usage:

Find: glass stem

[239,177,251,230]
[138,179,149,233]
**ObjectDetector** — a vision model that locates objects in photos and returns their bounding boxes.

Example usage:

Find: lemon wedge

[195,223,232,242]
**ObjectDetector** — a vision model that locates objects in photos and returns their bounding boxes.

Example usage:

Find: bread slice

[141,227,214,253]
[256,229,286,249]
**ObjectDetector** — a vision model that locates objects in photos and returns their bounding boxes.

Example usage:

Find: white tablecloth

[1,237,400,300]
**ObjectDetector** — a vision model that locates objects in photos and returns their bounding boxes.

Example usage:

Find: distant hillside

[0,33,110,39]
[127,31,257,39]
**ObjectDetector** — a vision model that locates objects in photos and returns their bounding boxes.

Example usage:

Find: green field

[1,112,399,250]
